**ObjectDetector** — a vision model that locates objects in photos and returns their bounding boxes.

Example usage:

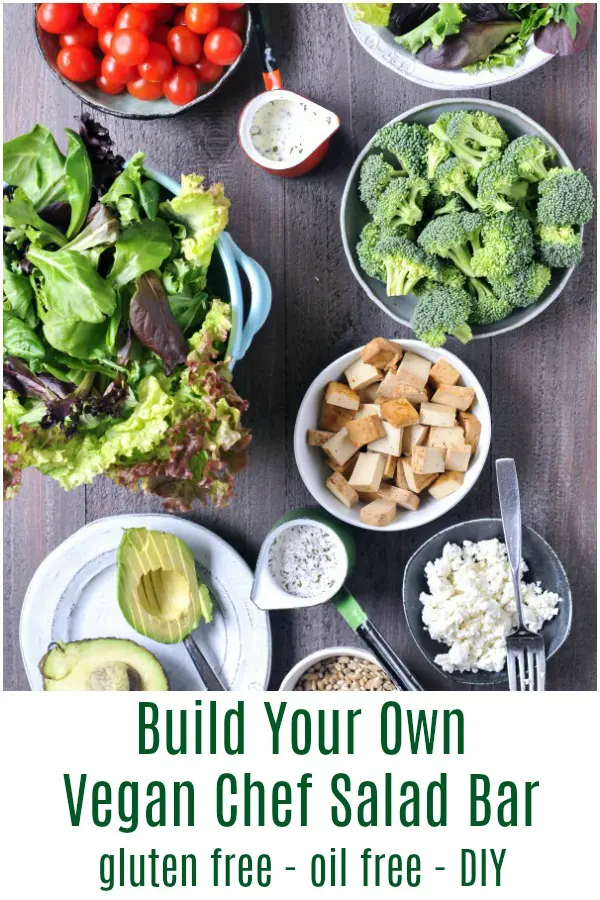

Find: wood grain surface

[3,3,597,690]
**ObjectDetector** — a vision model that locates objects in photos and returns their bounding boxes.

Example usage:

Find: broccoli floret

[417,212,484,277]
[427,137,451,180]
[411,283,473,347]
[476,160,529,215]
[358,153,404,213]
[503,135,555,183]
[446,110,507,151]
[373,122,432,179]
[357,221,386,281]
[438,262,467,289]
[536,224,583,268]
[471,111,510,148]
[376,234,441,297]
[426,192,466,218]
[467,277,513,325]
[429,114,502,177]
[537,168,595,227]
[396,3,465,55]
[489,262,551,309]
[433,158,480,210]
[471,212,535,280]
[374,177,429,229]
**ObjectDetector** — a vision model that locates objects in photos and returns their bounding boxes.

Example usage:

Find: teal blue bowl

[146,167,272,367]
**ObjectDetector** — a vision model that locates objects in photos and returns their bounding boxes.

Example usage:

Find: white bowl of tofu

[294,337,491,532]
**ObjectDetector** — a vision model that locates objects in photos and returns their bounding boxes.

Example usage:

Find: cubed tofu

[378,484,420,511]
[319,400,355,432]
[395,459,410,490]
[355,403,381,420]
[431,384,475,411]
[327,455,358,477]
[346,415,385,449]
[428,471,464,500]
[445,444,472,473]
[412,445,446,474]
[368,421,403,457]
[344,358,383,392]
[326,472,359,509]
[375,369,400,400]
[325,381,360,411]
[359,383,380,404]
[458,411,482,453]
[427,425,465,450]
[429,358,461,388]
[392,383,431,405]
[307,429,334,447]
[361,337,402,370]
[420,402,456,428]
[402,424,429,456]
[358,491,381,503]
[380,398,420,428]
[360,499,397,527]
[397,351,432,390]
[382,454,396,480]
[401,460,438,494]
[348,452,386,493]
[322,427,357,467]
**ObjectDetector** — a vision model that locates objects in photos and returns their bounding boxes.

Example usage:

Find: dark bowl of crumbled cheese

[279,647,396,691]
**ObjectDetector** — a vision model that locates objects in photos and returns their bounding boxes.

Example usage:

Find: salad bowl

[341,97,578,339]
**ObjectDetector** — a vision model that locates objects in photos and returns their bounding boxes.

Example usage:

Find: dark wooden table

[3,4,597,690]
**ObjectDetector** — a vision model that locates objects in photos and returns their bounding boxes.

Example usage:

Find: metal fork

[496,459,546,691]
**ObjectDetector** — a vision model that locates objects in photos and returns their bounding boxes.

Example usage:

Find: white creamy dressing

[249,98,331,163]
[268,524,344,598]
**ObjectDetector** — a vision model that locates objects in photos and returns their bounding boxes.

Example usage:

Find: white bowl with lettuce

[345,4,594,90]
[3,118,271,511]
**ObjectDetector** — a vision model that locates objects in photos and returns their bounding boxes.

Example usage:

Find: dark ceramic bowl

[403,518,572,685]
[34,7,253,120]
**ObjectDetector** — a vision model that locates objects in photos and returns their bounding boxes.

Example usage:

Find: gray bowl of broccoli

[340,98,591,340]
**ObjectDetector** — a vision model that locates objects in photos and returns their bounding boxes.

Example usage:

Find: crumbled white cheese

[419,539,561,673]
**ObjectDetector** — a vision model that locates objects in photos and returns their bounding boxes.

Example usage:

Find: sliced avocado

[117,528,213,645]
[40,638,168,691]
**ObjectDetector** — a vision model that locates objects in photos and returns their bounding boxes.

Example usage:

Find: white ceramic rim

[279,646,377,690]
[293,340,491,533]
[340,97,577,339]
[343,6,554,91]
[238,89,341,172]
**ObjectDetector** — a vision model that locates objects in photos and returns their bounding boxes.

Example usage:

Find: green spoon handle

[184,635,226,691]
[333,587,424,692]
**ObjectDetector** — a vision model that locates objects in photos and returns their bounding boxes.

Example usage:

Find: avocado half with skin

[40,638,169,691]
[117,528,212,644]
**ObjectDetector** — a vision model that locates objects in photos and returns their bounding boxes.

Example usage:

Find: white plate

[344,7,554,91]
[20,514,271,692]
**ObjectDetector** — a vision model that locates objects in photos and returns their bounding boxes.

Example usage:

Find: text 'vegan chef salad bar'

[4,3,595,692]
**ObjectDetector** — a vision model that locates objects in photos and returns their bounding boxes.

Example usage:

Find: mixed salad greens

[350,3,595,72]
[3,117,250,510]
[356,109,594,345]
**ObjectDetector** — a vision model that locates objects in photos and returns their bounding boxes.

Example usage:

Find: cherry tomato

[101,53,138,82]
[163,65,197,104]
[59,20,98,50]
[152,22,170,43]
[57,45,98,82]
[219,3,245,9]
[173,8,186,25]
[37,4,81,34]
[167,25,202,65]
[82,4,122,29]
[111,28,150,64]
[218,6,246,34]
[203,26,242,65]
[138,42,173,81]
[98,27,115,54]
[96,73,125,94]
[132,3,161,8]
[185,3,219,34]
[115,4,155,36]
[127,76,164,100]
[153,3,175,22]
[193,56,223,83]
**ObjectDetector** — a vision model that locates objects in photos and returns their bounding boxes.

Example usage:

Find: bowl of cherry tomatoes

[34,3,251,118]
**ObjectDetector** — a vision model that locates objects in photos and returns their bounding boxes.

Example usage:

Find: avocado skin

[40,638,169,691]
[117,528,212,645]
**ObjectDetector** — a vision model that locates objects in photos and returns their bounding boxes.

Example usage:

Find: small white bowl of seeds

[279,647,397,691]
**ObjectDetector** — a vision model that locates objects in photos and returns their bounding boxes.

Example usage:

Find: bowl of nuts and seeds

[279,647,397,691]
